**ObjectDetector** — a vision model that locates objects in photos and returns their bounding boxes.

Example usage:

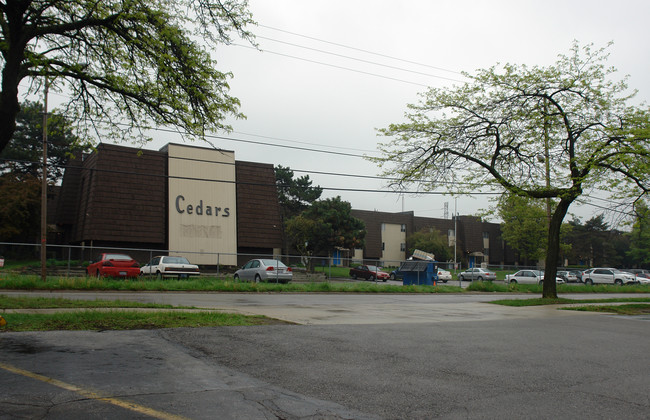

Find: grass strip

[491,297,650,306]
[0,294,185,309]
[561,304,650,315]
[0,311,286,332]
[0,274,463,293]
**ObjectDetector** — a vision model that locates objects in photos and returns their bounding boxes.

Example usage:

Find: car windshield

[260,259,287,268]
[164,257,190,264]
[367,265,379,271]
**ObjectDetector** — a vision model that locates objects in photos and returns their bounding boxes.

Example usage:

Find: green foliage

[628,201,650,266]
[376,42,650,298]
[285,197,366,269]
[0,173,41,242]
[498,194,547,264]
[0,1,255,154]
[0,101,91,182]
[407,227,452,261]
[275,165,323,218]
[563,216,629,267]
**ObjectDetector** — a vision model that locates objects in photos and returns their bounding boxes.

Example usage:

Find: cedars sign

[175,195,230,217]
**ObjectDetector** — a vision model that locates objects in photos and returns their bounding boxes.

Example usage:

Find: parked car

[505,270,564,285]
[233,259,292,283]
[350,265,389,281]
[557,270,578,283]
[582,268,636,285]
[577,268,594,283]
[635,273,650,285]
[86,253,140,279]
[458,268,496,282]
[140,256,200,279]
[389,269,402,281]
[437,268,451,283]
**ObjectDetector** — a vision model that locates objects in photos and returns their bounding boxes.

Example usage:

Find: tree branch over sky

[375,42,650,298]
[0,0,256,154]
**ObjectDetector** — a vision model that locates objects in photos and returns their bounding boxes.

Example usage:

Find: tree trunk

[543,198,573,298]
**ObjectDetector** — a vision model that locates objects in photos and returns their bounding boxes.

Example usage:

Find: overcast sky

[130,1,650,225]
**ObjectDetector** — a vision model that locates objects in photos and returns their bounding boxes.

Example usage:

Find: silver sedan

[233,259,293,283]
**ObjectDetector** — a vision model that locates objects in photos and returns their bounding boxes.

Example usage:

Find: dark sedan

[350,265,389,281]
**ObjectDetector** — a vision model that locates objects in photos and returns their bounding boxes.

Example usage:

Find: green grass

[1,273,648,294]
[491,297,650,306]
[0,311,283,332]
[0,294,287,331]
[561,304,650,315]
[0,294,184,309]
[0,273,463,293]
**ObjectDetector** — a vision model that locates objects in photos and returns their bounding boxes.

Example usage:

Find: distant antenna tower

[444,202,449,219]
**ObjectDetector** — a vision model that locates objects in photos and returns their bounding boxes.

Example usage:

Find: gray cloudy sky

[145,1,650,224]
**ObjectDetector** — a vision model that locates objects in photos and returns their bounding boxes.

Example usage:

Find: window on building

[483,232,489,239]
[382,242,385,251]
[401,224,406,232]
[400,243,406,252]
[381,223,386,231]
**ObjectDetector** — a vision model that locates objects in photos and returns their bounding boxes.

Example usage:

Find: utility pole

[454,198,459,287]
[40,77,49,281]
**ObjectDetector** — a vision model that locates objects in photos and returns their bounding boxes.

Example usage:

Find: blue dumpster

[399,260,439,286]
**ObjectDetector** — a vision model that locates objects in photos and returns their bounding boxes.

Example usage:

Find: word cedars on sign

[175,195,231,217]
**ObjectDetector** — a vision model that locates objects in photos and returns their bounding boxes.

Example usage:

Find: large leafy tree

[376,43,650,298]
[286,196,365,271]
[0,0,255,154]
[0,101,90,182]
[497,194,547,265]
[562,215,626,267]
[407,227,452,262]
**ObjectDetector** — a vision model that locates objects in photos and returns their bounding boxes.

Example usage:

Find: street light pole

[40,77,49,281]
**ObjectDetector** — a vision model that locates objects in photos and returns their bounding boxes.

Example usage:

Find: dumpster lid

[398,261,431,272]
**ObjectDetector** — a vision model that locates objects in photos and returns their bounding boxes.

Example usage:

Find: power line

[233,43,432,87]
[256,35,467,83]
[258,24,465,76]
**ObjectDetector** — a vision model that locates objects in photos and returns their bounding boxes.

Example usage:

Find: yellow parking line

[0,362,190,420]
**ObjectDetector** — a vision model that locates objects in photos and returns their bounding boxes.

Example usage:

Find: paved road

[1,291,648,419]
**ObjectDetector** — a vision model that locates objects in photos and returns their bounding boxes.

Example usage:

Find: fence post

[217,253,220,279]
[67,247,71,277]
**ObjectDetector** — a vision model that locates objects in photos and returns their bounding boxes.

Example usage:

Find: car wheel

[390,273,396,281]
[585,279,593,285]
[352,273,357,280]
[96,270,101,279]
[510,279,517,284]
[255,274,261,283]
[459,275,465,282]
[233,274,240,280]
[156,271,162,280]
[614,279,623,286]
[538,280,543,285]
[369,275,375,281]
[476,276,483,282]
[442,280,448,283]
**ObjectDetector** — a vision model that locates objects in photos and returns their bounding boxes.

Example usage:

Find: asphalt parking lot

[1,291,648,419]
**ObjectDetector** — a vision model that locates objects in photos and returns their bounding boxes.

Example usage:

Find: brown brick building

[55,143,282,266]
[350,209,515,268]
[54,143,514,269]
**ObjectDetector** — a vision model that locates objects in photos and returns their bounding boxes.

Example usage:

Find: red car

[86,253,140,278]
[349,265,389,282]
